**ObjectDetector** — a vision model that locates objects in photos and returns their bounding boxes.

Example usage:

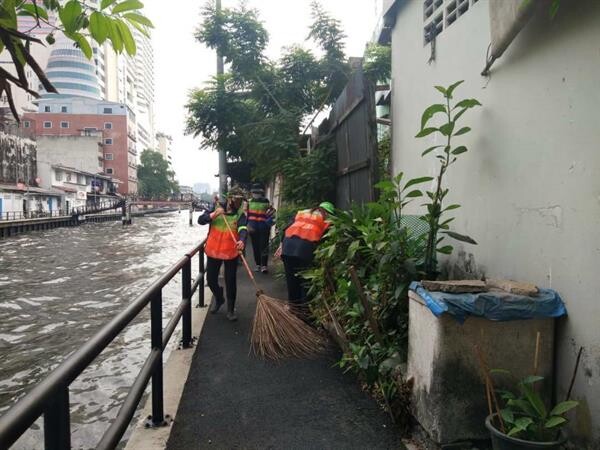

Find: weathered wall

[0,131,37,185]
[36,135,103,190]
[390,0,600,446]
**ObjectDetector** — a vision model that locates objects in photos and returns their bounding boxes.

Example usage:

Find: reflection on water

[0,212,207,449]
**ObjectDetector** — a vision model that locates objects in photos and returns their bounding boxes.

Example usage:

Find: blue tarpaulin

[409,281,567,324]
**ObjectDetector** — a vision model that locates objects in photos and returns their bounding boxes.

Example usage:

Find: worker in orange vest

[198,187,248,321]
[275,202,334,306]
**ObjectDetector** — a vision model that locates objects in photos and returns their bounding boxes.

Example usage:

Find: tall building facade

[1,5,156,162]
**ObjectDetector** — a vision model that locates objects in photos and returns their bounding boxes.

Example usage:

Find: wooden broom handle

[219,210,262,293]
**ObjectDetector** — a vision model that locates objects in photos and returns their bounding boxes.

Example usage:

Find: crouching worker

[198,188,248,321]
[275,202,335,309]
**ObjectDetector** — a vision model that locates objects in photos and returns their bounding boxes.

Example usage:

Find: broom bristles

[251,293,326,360]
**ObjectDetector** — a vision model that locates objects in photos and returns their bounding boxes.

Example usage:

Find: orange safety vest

[284,209,329,243]
[205,210,246,260]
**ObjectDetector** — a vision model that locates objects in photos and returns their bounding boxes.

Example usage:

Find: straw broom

[221,214,325,359]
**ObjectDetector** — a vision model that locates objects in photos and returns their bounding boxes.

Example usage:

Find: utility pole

[216,0,227,199]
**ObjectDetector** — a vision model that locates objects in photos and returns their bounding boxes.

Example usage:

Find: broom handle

[219,209,263,293]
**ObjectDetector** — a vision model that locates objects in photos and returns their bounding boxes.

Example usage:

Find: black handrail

[0,240,207,450]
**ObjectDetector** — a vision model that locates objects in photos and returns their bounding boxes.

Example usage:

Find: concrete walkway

[166,264,404,450]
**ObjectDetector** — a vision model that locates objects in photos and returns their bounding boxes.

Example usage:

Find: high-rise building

[156,132,173,165]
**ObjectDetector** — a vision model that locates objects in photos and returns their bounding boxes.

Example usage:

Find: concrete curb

[125,287,211,450]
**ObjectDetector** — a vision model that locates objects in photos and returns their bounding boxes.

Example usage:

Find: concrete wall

[36,135,102,189]
[389,0,600,446]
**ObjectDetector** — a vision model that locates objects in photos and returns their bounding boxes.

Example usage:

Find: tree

[0,0,153,120]
[137,149,177,199]
[186,1,350,187]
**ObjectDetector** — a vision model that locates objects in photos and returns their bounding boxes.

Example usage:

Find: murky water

[0,211,207,449]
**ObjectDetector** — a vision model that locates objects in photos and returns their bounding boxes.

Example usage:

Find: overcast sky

[144,0,379,191]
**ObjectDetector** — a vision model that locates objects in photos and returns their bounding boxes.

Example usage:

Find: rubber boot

[210,286,225,314]
[226,297,237,321]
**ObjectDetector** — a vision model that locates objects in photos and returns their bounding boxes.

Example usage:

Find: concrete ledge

[125,287,210,450]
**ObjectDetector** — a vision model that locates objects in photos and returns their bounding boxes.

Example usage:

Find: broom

[220,213,325,359]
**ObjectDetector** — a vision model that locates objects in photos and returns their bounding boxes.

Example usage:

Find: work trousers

[206,256,238,310]
[281,255,311,305]
[249,227,270,267]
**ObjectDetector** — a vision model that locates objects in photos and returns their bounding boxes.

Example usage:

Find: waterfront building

[22,97,137,195]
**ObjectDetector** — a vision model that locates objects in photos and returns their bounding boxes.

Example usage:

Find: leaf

[89,11,109,44]
[374,180,394,191]
[500,408,515,424]
[434,85,447,96]
[415,127,437,138]
[441,231,477,245]
[420,103,446,129]
[439,121,455,136]
[421,145,443,157]
[404,176,434,189]
[59,0,83,33]
[522,375,545,385]
[437,245,453,255]
[405,190,423,198]
[115,18,136,55]
[451,146,468,155]
[347,240,360,259]
[123,12,153,28]
[454,98,482,109]
[65,32,92,58]
[18,3,49,20]
[111,0,144,14]
[514,417,534,430]
[446,80,464,98]
[520,382,547,418]
[508,399,538,417]
[443,204,460,211]
[549,0,560,19]
[545,416,567,428]
[101,0,119,10]
[549,400,579,416]
[453,127,470,136]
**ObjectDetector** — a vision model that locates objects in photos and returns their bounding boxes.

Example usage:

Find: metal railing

[0,240,207,450]
[0,210,67,221]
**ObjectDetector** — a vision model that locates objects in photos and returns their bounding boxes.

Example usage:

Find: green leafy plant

[363,43,391,84]
[304,173,430,425]
[0,0,152,120]
[492,372,578,442]
[415,80,481,277]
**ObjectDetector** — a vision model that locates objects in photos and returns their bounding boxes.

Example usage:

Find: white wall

[390,0,600,446]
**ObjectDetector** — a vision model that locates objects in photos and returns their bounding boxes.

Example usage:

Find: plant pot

[485,415,567,450]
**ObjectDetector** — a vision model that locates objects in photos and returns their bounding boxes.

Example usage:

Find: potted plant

[486,373,578,450]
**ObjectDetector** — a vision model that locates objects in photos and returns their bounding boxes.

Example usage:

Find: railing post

[43,386,70,450]
[181,258,193,347]
[150,289,165,426]
[198,247,205,308]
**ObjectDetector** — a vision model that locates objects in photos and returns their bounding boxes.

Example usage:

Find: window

[104,122,112,130]
[106,168,114,175]
[55,171,63,182]
[103,107,113,114]
[105,153,114,160]
[66,173,72,182]
[23,121,30,128]
[104,138,113,145]
[61,106,68,113]
[77,175,84,185]
[43,121,52,128]
[423,0,478,45]
[44,106,50,112]
[60,121,69,129]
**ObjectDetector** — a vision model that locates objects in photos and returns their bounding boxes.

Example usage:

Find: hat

[250,183,264,194]
[227,186,245,199]
[318,201,335,215]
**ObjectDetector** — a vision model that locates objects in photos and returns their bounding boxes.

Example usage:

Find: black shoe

[226,298,237,321]
[210,287,225,314]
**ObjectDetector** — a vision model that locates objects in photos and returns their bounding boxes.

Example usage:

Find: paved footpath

[166,265,404,450]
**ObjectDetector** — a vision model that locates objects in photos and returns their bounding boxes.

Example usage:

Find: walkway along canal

[0,212,207,449]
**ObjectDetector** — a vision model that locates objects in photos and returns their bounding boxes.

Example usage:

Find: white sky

[144,0,379,190]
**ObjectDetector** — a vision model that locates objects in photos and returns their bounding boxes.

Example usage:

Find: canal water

[0,211,207,449]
